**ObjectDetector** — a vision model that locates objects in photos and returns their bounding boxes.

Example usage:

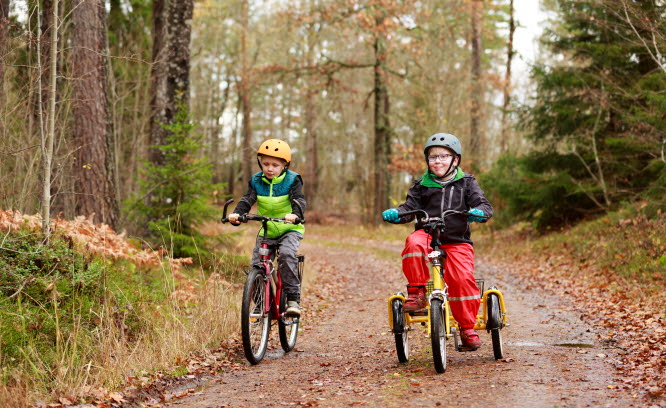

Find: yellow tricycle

[387,209,508,373]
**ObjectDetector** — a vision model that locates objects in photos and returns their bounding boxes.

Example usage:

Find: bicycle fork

[428,251,451,338]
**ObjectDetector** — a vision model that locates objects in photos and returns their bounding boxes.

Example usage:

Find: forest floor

[104,223,666,408]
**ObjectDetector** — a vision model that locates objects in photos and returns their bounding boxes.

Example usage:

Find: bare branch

[0,144,39,155]
[621,0,666,73]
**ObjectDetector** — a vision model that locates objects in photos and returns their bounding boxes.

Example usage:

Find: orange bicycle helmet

[257,139,291,164]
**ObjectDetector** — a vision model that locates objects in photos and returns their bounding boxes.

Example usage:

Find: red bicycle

[221,199,305,365]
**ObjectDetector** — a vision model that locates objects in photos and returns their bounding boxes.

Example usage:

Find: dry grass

[5,277,239,407]
[1,243,241,408]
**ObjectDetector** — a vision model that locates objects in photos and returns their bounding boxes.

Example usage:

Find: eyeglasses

[427,154,453,163]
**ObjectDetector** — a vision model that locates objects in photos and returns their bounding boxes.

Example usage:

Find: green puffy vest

[251,170,305,239]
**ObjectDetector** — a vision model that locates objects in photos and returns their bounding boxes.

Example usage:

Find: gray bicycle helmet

[424,133,462,158]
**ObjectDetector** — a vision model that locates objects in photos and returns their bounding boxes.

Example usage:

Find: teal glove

[468,208,486,223]
[382,208,400,223]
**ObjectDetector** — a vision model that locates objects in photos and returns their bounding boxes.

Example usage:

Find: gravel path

[161,227,642,408]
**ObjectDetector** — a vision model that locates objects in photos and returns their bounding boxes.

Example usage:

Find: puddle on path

[507,341,596,348]
[553,343,595,348]
[508,341,546,347]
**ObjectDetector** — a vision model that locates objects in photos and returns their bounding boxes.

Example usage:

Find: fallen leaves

[486,219,666,401]
[0,209,192,271]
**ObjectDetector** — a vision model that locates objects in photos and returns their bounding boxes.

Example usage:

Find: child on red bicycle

[382,133,492,350]
[228,139,306,317]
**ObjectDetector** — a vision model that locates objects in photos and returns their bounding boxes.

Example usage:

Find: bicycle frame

[387,245,453,335]
[221,198,302,326]
[256,225,288,323]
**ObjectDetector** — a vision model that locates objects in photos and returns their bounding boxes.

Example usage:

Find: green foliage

[0,231,107,376]
[507,0,666,229]
[481,153,598,231]
[127,104,223,261]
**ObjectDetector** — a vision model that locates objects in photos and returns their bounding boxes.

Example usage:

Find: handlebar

[220,198,305,225]
[396,208,490,223]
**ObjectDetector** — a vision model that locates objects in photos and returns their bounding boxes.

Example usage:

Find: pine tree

[494,0,666,229]
[130,104,221,260]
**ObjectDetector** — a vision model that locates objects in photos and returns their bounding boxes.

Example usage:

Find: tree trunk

[469,0,484,161]
[72,0,119,228]
[239,0,253,183]
[150,0,193,165]
[500,0,515,154]
[166,0,192,108]
[303,14,319,210]
[36,0,53,138]
[304,89,318,209]
[0,0,9,120]
[373,12,391,225]
[149,0,167,165]
[227,93,242,196]
[41,0,59,238]
[211,82,229,184]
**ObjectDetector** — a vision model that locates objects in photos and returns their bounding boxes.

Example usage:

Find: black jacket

[395,169,493,245]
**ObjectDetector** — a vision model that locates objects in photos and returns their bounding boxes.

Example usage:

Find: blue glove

[382,208,400,223]
[468,208,486,223]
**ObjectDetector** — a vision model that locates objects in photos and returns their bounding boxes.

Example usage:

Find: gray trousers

[250,231,303,298]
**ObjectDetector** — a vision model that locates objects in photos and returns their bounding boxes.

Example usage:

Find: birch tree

[41,0,59,237]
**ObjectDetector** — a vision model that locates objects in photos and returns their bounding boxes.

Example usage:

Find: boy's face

[427,146,458,178]
[259,155,287,179]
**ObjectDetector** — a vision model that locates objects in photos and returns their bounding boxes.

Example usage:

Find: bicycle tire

[241,268,270,364]
[430,298,447,373]
[391,299,409,363]
[487,293,504,359]
[278,291,299,352]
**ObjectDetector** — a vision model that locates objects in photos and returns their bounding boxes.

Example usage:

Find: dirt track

[160,227,647,408]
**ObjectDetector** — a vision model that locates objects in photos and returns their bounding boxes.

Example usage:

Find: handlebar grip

[220,214,247,225]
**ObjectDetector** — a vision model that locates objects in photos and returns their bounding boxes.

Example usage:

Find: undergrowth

[0,227,246,407]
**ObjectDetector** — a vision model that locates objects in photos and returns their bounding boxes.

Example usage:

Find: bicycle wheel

[487,293,504,360]
[278,291,299,352]
[241,268,270,364]
[430,298,447,373]
[391,299,409,363]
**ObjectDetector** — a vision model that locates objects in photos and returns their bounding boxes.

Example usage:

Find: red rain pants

[401,229,480,329]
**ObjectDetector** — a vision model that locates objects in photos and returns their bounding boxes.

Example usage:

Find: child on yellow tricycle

[382,133,507,372]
